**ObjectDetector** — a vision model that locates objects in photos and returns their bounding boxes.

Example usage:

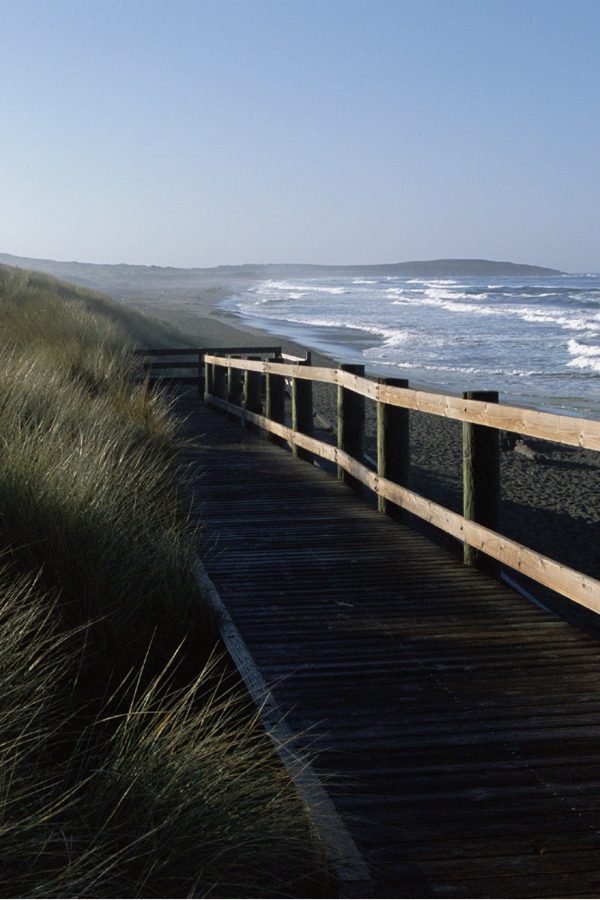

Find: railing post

[198,352,204,396]
[292,353,313,462]
[265,353,286,445]
[377,378,410,517]
[203,359,214,404]
[337,363,365,488]
[243,357,262,428]
[462,390,500,575]
[213,360,227,401]
[227,359,243,407]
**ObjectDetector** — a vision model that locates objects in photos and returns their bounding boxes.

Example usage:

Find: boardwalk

[179,391,600,898]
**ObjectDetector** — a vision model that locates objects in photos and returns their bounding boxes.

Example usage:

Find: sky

[1,0,599,272]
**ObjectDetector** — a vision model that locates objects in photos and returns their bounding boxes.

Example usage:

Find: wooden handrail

[202,351,600,614]
[204,354,600,451]
[205,391,600,614]
[138,346,292,395]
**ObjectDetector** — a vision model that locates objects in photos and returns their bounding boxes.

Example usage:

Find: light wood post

[265,354,286,445]
[337,363,365,488]
[463,390,500,574]
[377,377,410,517]
[243,357,262,428]
[291,354,313,462]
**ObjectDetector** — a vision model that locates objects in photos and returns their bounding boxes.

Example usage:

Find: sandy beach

[122,279,600,627]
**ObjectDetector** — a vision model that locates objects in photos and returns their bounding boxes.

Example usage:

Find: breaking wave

[567,338,600,371]
[223,273,600,414]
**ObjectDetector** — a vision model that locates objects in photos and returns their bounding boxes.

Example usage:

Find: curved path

[180,391,600,898]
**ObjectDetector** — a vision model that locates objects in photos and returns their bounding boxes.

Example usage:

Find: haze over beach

[3,249,599,417]
[3,0,600,416]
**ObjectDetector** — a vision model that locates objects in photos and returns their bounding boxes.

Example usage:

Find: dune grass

[0,265,202,674]
[0,264,328,897]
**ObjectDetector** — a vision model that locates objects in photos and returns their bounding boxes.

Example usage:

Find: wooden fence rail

[204,354,600,451]
[199,351,600,615]
[135,346,286,390]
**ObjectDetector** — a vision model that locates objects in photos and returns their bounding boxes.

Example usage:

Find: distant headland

[207,258,565,278]
[0,251,564,294]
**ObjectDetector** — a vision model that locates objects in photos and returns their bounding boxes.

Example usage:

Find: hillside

[0,252,564,301]
[209,258,564,278]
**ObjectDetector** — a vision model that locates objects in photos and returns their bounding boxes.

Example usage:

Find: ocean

[222,274,600,417]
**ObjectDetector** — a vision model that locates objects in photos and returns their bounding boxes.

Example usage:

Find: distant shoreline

[110,274,600,419]
[1,248,595,415]
[0,250,565,281]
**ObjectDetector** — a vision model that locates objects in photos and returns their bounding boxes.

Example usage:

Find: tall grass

[0,265,203,676]
[0,264,328,897]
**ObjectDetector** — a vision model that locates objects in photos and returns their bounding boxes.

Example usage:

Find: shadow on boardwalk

[179,392,600,898]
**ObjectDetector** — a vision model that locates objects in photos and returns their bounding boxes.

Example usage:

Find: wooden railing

[135,346,286,390]
[201,352,600,615]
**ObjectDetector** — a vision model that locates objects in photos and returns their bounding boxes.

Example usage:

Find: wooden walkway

[180,392,600,898]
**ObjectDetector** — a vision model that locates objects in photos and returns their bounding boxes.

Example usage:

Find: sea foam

[567,338,600,371]
[226,273,600,414]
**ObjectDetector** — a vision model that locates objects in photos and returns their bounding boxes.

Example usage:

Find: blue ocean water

[222,274,600,417]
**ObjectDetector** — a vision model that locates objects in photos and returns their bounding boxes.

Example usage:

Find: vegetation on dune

[0,265,201,671]
[0,264,327,897]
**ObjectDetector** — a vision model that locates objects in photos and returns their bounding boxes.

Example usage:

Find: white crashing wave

[236,306,409,344]
[568,356,600,371]
[376,361,540,377]
[568,338,600,356]
[518,309,600,332]
[253,279,347,296]
[391,292,497,316]
[567,339,600,371]
[227,273,600,412]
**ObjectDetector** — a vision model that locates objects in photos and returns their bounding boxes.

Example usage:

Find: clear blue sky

[2,0,599,271]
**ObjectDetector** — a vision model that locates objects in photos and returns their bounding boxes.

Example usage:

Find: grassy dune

[0,264,327,897]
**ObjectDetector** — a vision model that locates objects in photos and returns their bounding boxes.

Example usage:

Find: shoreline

[116,281,600,608]
[218,286,600,419]
[117,279,343,369]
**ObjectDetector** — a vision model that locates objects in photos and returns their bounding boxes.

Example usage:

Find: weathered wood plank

[193,558,373,897]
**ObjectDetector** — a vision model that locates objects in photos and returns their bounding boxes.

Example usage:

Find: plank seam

[193,556,374,899]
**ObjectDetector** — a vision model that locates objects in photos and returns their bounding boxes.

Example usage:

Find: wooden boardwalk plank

[178,392,600,898]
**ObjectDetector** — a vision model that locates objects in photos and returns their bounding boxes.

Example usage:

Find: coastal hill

[0,252,563,297]
[210,258,564,278]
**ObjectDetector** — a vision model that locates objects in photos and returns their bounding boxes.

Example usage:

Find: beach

[120,278,600,625]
